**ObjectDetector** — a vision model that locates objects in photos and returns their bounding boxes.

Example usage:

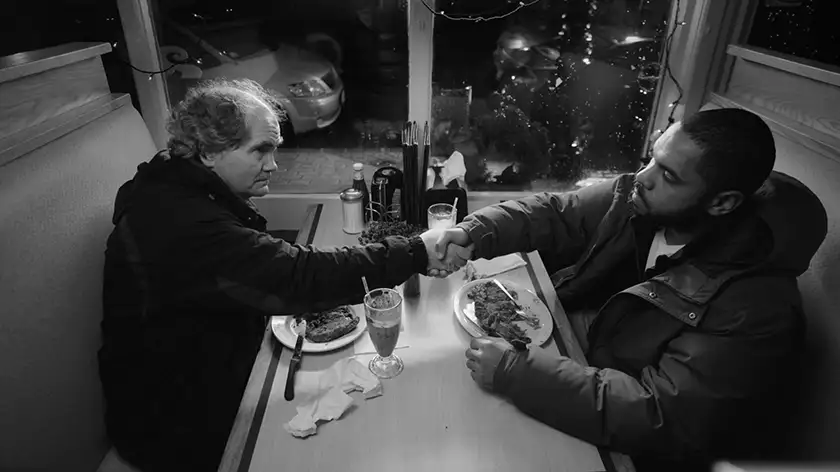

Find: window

[153,0,409,193]
[747,0,839,68]
[430,0,673,192]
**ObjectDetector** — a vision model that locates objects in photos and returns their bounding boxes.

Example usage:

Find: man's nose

[263,154,278,173]
[635,163,654,190]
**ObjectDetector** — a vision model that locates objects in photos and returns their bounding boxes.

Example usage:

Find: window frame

[700,0,840,163]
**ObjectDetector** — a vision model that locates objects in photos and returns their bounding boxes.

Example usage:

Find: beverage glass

[363,288,404,378]
[427,203,455,230]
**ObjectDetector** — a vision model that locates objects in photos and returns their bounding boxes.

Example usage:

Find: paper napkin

[284,358,383,438]
[465,253,527,280]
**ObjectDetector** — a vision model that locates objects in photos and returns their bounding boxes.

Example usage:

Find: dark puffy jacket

[99,153,427,471]
[459,172,827,470]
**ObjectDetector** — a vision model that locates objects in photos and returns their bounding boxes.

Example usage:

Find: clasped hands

[420,228,517,391]
[420,227,473,278]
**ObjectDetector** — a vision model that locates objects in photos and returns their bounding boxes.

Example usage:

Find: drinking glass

[363,288,404,378]
[427,203,455,230]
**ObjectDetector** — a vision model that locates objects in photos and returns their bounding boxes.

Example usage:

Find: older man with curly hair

[98,78,469,471]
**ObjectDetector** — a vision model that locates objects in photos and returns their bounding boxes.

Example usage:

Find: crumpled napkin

[465,253,527,280]
[284,358,383,438]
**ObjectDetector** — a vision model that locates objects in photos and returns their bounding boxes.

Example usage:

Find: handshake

[419,227,474,278]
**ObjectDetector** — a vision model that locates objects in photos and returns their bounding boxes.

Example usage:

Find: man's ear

[199,152,217,169]
[706,190,745,216]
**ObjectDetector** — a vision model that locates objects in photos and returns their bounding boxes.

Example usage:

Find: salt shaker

[340,188,365,234]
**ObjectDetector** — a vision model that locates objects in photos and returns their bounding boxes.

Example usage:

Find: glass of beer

[427,203,455,230]
[363,288,404,378]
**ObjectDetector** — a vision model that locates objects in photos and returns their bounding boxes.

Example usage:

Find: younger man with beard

[433,109,828,470]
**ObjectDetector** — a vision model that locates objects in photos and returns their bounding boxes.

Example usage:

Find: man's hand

[420,229,471,277]
[465,337,515,391]
[427,228,474,278]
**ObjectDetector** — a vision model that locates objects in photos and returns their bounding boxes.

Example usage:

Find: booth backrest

[0,103,156,471]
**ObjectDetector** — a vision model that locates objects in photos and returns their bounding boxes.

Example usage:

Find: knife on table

[284,319,306,401]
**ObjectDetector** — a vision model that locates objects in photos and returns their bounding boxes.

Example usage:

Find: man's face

[631,124,712,230]
[203,102,281,199]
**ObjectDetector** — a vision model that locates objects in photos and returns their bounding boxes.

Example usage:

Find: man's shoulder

[704,274,801,335]
[127,179,238,232]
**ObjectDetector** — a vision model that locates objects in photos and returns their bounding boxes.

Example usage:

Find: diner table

[219,200,635,472]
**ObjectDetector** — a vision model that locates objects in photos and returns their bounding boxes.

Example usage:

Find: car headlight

[288,78,329,98]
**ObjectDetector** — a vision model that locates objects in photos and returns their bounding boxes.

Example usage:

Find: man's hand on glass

[420,228,473,277]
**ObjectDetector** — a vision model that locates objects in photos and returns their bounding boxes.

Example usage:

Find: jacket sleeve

[493,314,797,458]
[169,216,427,316]
[457,176,618,261]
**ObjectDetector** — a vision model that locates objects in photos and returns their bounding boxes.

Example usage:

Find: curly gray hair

[166,78,288,160]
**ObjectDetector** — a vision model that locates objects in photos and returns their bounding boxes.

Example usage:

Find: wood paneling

[709,93,840,165]
[725,58,840,143]
[0,42,111,83]
[0,57,110,138]
[0,94,131,168]
[728,45,840,88]
[0,42,126,168]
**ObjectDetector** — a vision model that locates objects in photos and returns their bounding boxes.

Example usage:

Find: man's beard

[631,186,713,232]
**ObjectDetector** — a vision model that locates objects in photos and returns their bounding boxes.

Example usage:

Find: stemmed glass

[363,288,404,378]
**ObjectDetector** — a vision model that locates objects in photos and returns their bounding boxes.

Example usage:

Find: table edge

[522,252,636,472]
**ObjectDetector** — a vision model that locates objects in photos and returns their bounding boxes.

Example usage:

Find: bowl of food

[453,279,553,348]
[271,305,367,353]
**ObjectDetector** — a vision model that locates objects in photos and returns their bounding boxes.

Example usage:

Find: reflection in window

[747,0,839,68]
[154,0,408,156]
[431,0,672,192]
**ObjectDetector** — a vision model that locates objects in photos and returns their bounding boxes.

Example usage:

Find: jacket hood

[692,171,827,278]
[752,171,827,276]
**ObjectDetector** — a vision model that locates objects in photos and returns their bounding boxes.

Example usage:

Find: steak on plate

[303,306,360,343]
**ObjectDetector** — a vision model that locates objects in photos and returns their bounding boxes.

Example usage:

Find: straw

[361,276,370,294]
[451,197,459,223]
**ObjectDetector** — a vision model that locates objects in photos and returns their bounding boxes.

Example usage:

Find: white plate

[270,305,367,353]
[453,279,553,347]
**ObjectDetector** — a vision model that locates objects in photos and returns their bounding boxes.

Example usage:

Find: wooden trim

[646,0,711,155]
[726,45,840,88]
[0,93,130,168]
[295,204,323,246]
[524,253,636,472]
[407,0,434,188]
[218,327,282,472]
[715,0,760,94]
[709,93,840,165]
[0,42,112,84]
[116,0,169,150]
[218,204,323,472]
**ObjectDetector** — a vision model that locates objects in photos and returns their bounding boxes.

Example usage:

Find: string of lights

[419,0,541,22]
[109,41,182,81]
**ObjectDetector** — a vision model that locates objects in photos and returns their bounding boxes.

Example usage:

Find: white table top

[219,200,634,472]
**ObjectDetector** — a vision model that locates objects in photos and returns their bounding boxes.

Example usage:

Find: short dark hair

[166,78,287,160]
[681,108,776,197]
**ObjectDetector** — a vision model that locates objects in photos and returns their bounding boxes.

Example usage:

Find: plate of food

[453,279,553,348]
[271,305,367,353]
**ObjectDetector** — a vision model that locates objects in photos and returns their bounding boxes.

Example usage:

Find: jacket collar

[123,151,266,231]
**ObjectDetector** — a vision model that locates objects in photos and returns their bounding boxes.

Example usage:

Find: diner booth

[1,1,838,471]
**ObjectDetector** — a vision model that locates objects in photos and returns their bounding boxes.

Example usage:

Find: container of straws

[400,121,432,226]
